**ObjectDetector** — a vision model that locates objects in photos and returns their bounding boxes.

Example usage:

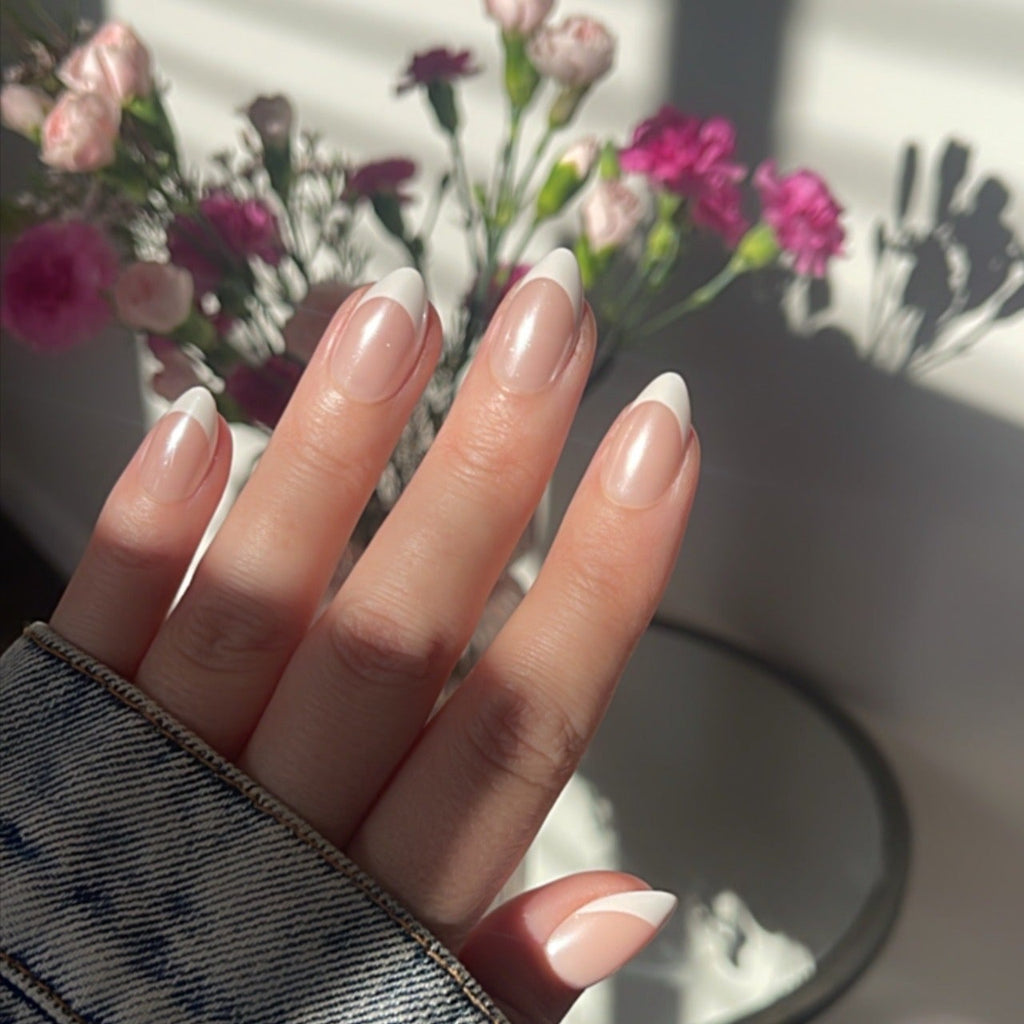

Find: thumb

[459,871,677,1024]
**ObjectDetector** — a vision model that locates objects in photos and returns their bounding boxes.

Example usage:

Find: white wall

[3,1,1022,1019]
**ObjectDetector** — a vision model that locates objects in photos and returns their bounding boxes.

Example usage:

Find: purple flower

[754,160,845,276]
[1,220,119,352]
[224,355,303,429]
[396,48,480,93]
[344,158,417,202]
[620,106,749,244]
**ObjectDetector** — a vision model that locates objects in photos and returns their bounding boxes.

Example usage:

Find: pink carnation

[147,335,203,401]
[754,160,845,277]
[397,48,480,93]
[1,220,119,352]
[224,355,303,429]
[345,159,418,202]
[621,106,749,244]
[41,90,121,173]
[59,21,153,105]
[168,193,283,295]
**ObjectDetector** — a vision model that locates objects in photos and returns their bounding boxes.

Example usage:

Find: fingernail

[489,247,583,393]
[330,266,428,402]
[545,890,678,990]
[601,372,692,508]
[139,386,218,503]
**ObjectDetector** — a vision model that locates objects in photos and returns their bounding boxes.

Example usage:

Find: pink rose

[0,84,52,137]
[59,22,153,105]
[754,160,845,276]
[283,281,356,363]
[621,106,749,244]
[1,220,119,352]
[147,335,203,402]
[115,262,194,333]
[528,16,616,89]
[581,180,644,251]
[224,355,303,429]
[483,0,554,35]
[41,90,121,172]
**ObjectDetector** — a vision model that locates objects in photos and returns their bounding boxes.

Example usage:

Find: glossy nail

[489,247,583,393]
[545,890,678,990]
[330,267,428,402]
[601,372,692,508]
[140,387,218,503]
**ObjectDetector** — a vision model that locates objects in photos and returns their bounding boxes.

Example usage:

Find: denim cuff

[0,624,508,1024]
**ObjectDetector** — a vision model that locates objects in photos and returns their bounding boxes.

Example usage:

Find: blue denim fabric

[0,624,509,1024]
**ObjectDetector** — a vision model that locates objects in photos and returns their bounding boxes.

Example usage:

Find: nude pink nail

[489,247,583,393]
[329,266,428,402]
[601,372,692,508]
[545,890,678,990]
[139,387,218,503]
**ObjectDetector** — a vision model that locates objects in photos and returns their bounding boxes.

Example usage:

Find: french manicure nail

[545,889,678,990]
[601,372,692,508]
[139,386,218,503]
[330,266,428,402]
[489,247,583,393]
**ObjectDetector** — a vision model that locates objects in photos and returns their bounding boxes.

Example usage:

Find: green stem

[512,124,556,211]
[449,132,484,267]
[640,264,742,337]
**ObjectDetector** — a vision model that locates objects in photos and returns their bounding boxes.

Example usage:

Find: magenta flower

[345,158,417,202]
[1,220,118,352]
[620,106,749,244]
[397,48,480,93]
[224,355,303,429]
[168,193,284,295]
[754,160,845,276]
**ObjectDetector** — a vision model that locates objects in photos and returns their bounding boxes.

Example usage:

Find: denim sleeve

[0,624,509,1024]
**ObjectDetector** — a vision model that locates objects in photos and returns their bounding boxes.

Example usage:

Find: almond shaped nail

[601,372,692,508]
[330,266,428,403]
[545,889,678,990]
[139,386,218,503]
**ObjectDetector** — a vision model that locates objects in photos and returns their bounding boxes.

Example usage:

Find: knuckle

[462,682,587,792]
[439,410,535,499]
[325,601,452,694]
[94,503,178,577]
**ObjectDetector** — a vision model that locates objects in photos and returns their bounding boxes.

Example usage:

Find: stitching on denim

[0,951,89,1024]
[22,628,507,1023]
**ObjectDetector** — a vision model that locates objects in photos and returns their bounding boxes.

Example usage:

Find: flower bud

[41,90,121,172]
[528,17,615,90]
[115,262,195,334]
[730,222,782,272]
[0,84,52,139]
[535,137,598,220]
[581,179,644,253]
[245,94,293,150]
[483,0,554,35]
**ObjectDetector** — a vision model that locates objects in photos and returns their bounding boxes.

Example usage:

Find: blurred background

[2,1,1022,1020]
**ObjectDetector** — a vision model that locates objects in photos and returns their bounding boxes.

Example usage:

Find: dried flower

[245,94,293,150]
[581,180,644,251]
[1,220,118,352]
[621,106,748,244]
[397,48,480,93]
[224,355,303,429]
[114,262,194,333]
[345,158,417,201]
[0,84,52,138]
[59,22,153,105]
[754,160,845,276]
[483,0,554,35]
[40,90,121,172]
[527,16,615,89]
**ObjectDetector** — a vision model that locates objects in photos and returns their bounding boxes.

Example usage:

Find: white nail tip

[361,266,428,332]
[169,386,217,445]
[523,247,583,324]
[574,890,679,928]
[633,372,691,438]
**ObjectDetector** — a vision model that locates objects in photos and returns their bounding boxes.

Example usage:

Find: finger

[50,387,230,678]
[135,271,441,756]
[240,250,595,845]
[348,373,699,944]
[460,872,677,1024]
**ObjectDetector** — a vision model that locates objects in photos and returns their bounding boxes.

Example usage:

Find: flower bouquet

[1,0,845,532]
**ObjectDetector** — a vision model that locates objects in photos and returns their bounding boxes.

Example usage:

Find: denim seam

[1,950,89,1024]
[21,624,506,1024]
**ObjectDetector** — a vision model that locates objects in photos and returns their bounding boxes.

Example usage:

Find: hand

[50,249,700,1022]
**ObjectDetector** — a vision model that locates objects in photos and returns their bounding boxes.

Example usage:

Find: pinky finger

[50,387,231,678]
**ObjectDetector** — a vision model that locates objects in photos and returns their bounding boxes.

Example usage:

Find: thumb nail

[543,889,678,990]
